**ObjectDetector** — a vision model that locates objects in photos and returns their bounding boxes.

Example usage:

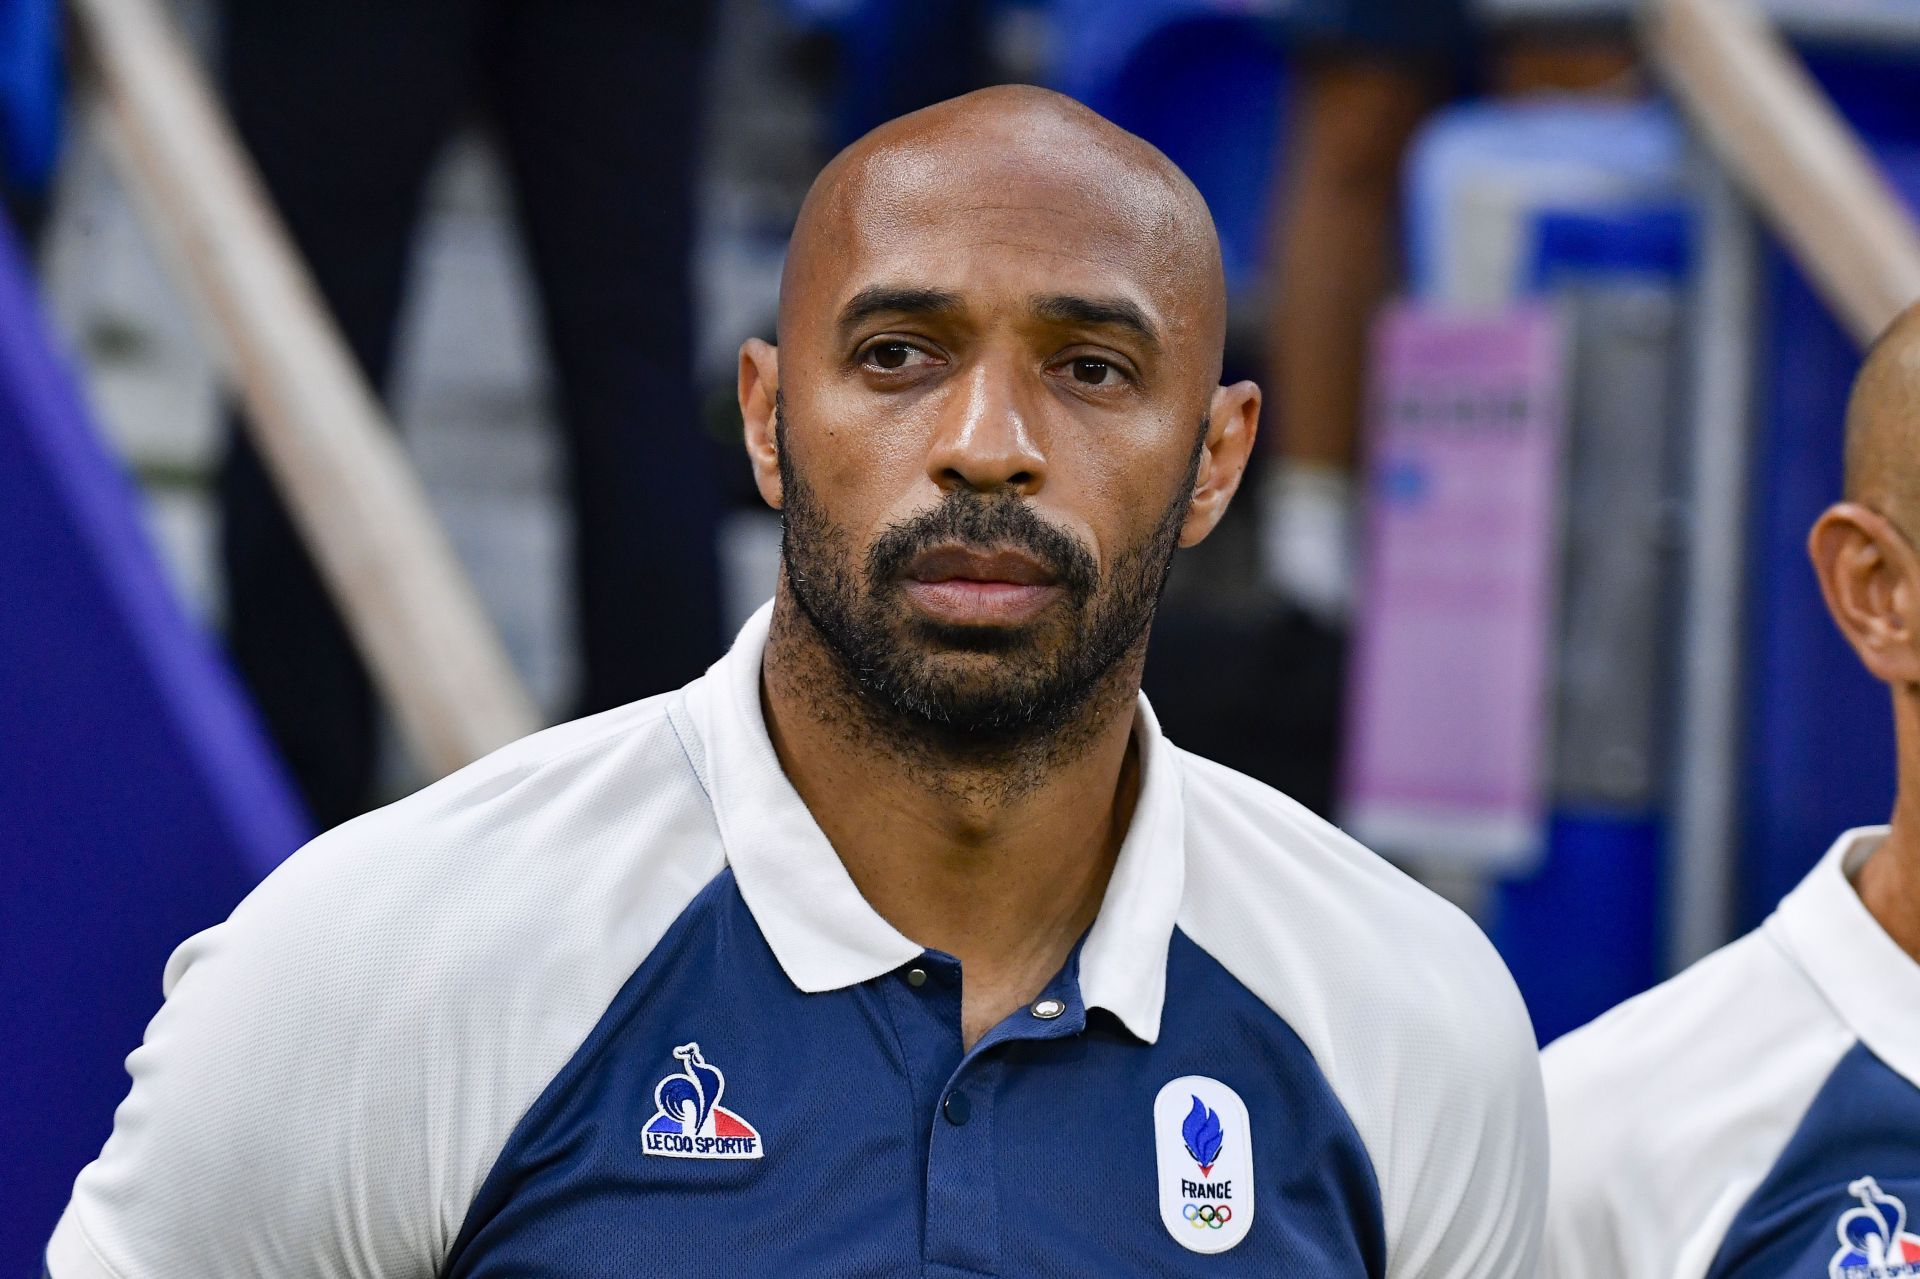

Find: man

[1543,305,1920,1278]
[47,87,1543,1277]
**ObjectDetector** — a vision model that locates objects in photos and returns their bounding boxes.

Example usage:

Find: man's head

[739,86,1259,745]
[1812,303,1920,696]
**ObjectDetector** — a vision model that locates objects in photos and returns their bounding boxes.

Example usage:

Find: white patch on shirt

[1154,1075,1255,1254]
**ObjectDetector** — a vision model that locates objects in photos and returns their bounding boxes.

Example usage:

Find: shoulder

[56,690,727,1279]
[181,691,724,1023]
[234,690,714,947]
[1175,747,1532,1059]
[1173,748,1546,1279]
[1541,928,1854,1279]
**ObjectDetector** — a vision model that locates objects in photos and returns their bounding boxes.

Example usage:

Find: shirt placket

[887,950,1090,1278]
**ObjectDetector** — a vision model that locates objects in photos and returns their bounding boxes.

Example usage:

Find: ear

[739,338,783,509]
[1179,380,1262,548]
[1808,501,1920,685]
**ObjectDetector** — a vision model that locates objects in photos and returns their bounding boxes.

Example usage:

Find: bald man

[45,88,1544,1278]
[1542,306,1920,1279]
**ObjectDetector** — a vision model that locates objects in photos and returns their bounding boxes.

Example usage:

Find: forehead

[791,132,1210,336]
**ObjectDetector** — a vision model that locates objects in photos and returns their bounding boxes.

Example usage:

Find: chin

[906,620,1041,657]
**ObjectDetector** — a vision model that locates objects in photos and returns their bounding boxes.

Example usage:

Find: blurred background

[6,0,1920,1266]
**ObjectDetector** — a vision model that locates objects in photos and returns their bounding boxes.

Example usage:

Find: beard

[776,398,1201,750]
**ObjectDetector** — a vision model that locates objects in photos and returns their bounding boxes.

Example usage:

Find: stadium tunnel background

[5,0,1919,1269]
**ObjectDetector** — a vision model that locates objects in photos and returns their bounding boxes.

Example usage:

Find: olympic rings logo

[1183,1203,1233,1229]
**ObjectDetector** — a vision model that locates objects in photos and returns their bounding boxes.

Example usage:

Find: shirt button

[906,967,928,988]
[943,1091,972,1126]
[1031,998,1066,1020]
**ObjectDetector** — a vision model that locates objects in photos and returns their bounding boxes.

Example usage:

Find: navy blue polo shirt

[51,604,1545,1278]
[1544,827,1920,1279]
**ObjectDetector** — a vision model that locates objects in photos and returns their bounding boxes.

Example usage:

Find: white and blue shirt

[49,604,1545,1278]
[1543,827,1920,1279]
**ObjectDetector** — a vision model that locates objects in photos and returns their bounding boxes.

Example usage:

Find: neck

[761,586,1145,1046]
[1862,689,1920,963]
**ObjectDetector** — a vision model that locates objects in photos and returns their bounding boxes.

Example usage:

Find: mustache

[866,491,1099,597]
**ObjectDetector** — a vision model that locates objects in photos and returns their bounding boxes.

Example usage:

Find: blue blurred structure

[782,0,1291,296]
[1046,0,1289,295]
[1498,815,1665,1043]
[0,212,307,1268]
[0,0,61,201]
[1403,99,1688,301]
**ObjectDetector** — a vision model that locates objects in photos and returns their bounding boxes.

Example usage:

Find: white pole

[1645,0,1920,344]
[1670,165,1756,968]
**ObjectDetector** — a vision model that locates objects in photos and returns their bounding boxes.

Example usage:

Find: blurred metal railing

[1646,0,1920,344]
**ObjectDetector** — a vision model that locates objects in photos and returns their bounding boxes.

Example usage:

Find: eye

[1067,357,1119,386]
[861,340,937,372]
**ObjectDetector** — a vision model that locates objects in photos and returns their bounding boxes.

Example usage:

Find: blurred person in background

[1541,305,1920,1279]
[1260,0,1634,625]
[217,0,720,830]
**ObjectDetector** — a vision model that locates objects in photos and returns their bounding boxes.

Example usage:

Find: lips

[906,546,1058,588]
[901,544,1064,625]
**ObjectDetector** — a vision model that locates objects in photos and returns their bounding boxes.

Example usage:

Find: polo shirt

[1542,827,1920,1279]
[49,603,1545,1278]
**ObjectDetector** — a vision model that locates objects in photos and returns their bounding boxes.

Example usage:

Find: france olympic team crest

[1830,1178,1920,1279]
[1153,1075,1255,1254]
[641,1043,763,1160]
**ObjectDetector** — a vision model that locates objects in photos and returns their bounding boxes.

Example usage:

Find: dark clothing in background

[219,0,721,830]
[1292,0,1477,61]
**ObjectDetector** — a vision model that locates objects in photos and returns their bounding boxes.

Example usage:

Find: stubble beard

[770,396,1202,789]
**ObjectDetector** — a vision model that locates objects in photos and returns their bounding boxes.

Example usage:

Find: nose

[924,358,1046,497]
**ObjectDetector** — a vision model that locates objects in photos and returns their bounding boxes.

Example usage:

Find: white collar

[683,601,1184,1043]
[1769,825,1920,1088]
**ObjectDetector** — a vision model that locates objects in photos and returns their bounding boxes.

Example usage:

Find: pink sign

[1341,302,1567,871]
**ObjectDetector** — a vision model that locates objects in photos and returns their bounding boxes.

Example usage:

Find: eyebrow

[836,285,965,335]
[1030,293,1162,351]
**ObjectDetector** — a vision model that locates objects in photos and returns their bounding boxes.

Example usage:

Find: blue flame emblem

[1182,1095,1225,1175]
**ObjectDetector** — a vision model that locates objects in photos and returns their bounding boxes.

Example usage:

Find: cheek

[789,393,937,540]
[1066,421,1197,564]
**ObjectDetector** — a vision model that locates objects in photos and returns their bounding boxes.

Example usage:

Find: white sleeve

[44,821,462,1279]
[1377,925,1549,1279]
[44,741,725,1279]
[1539,931,1856,1279]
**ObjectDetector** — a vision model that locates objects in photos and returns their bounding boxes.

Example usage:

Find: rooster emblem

[652,1043,725,1136]
[641,1041,762,1158]
[1831,1177,1920,1279]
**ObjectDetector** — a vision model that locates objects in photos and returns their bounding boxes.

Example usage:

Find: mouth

[900,544,1065,627]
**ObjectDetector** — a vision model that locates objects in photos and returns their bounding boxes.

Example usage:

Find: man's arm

[1380,942,1549,1279]
[43,826,456,1279]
